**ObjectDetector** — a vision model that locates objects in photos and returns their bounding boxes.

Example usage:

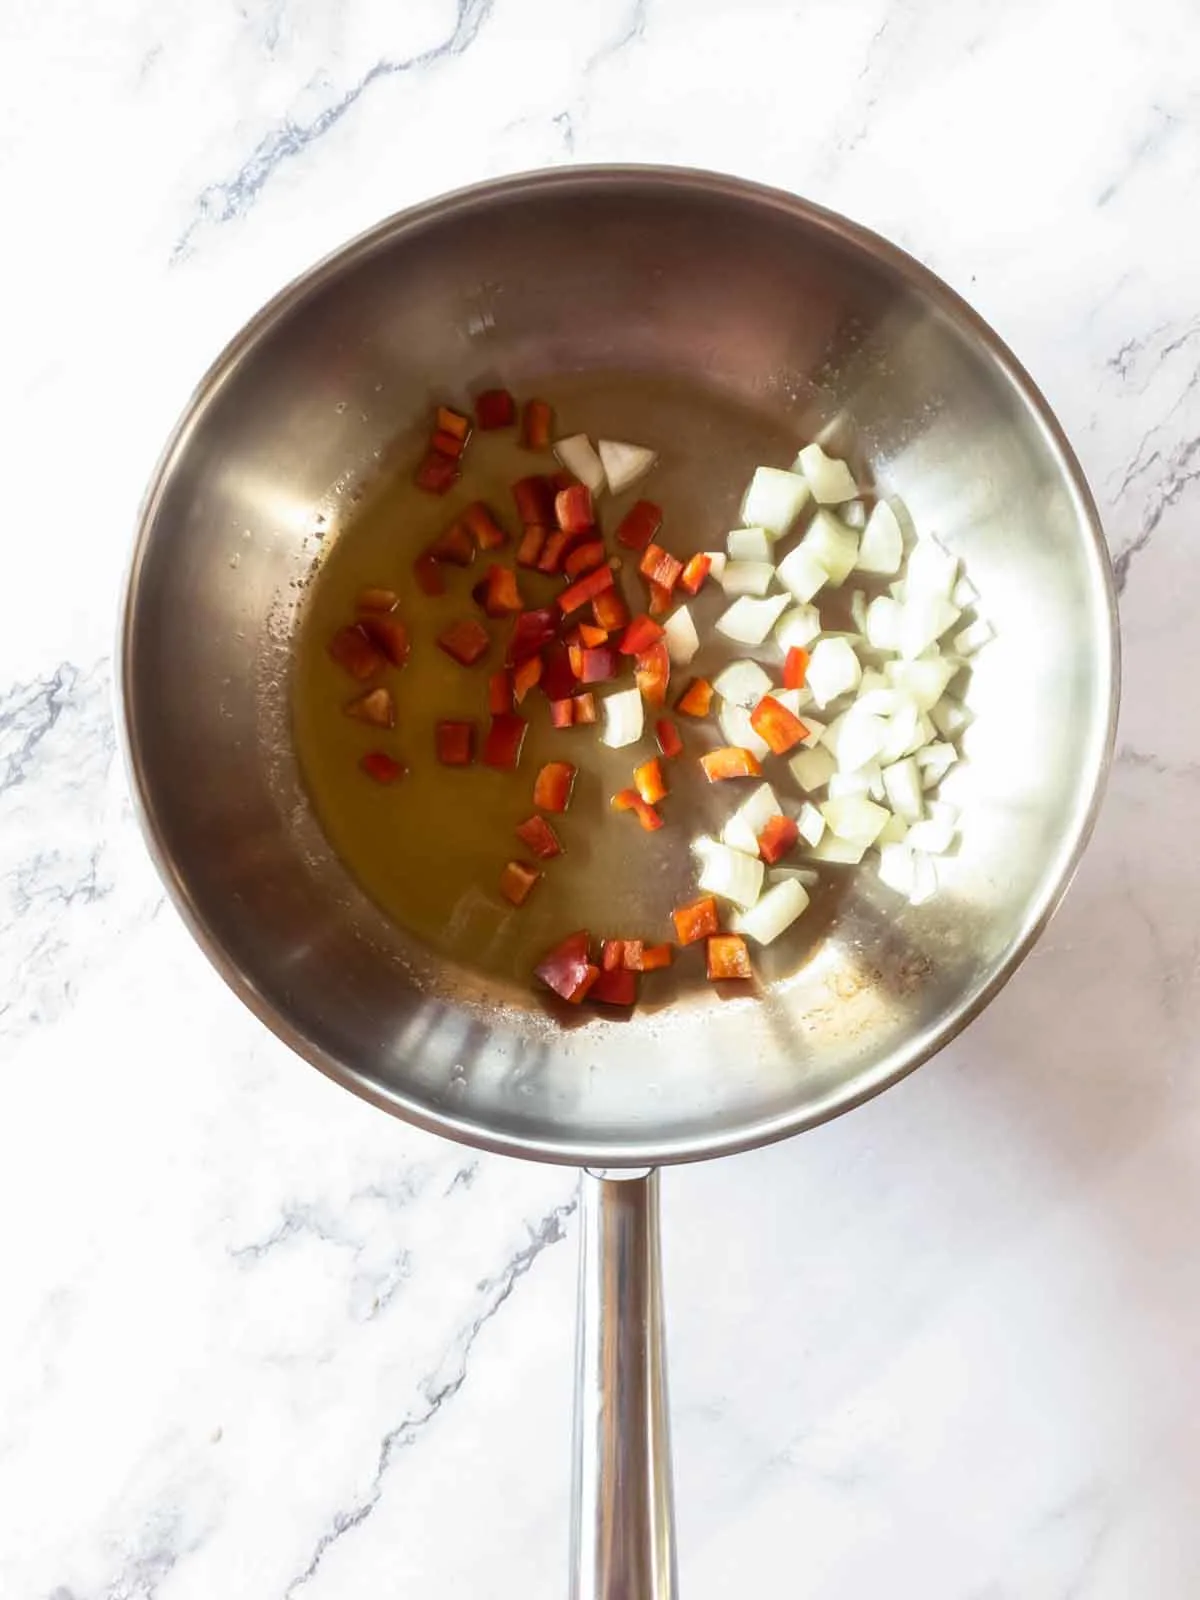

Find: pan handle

[571,1167,676,1600]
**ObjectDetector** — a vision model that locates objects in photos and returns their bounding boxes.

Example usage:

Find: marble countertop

[3,1,1197,1594]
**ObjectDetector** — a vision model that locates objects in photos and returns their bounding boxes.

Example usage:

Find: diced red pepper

[482,713,527,769]
[475,389,516,430]
[513,654,543,704]
[515,524,548,568]
[437,618,490,666]
[592,588,629,631]
[639,543,683,594]
[634,642,670,708]
[415,450,460,495]
[413,551,446,596]
[676,677,714,717]
[500,860,540,906]
[329,624,385,681]
[591,966,638,1006]
[647,580,673,617]
[578,622,608,647]
[679,553,712,596]
[757,814,799,864]
[435,405,471,443]
[618,614,664,655]
[359,614,410,668]
[700,746,763,781]
[507,608,558,665]
[359,750,405,784]
[578,645,620,684]
[601,939,625,972]
[783,646,809,690]
[655,718,684,759]
[430,522,476,566]
[488,669,513,714]
[749,694,809,756]
[563,540,607,580]
[616,500,662,552]
[535,931,595,1002]
[707,934,753,981]
[472,564,524,618]
[634,757,668,805]
[522,398,552,450]
[635,942,673,972]
[619,939,644,970]
[573,692,598,724]
[537,529,573,574]
[356,587,398,614]
[432,428,467,459]
[559,564,615,615]
[513,475,555,526]
[436,720,475,766]
[549,698,576,729]
[611,788,663,831]
[672,895,719,945]
[534,761,576,813]
[344,687,395,728]
[516,815,563,860]
[539,642,578,701]
[462,501,509,551]
[555,484,594,534]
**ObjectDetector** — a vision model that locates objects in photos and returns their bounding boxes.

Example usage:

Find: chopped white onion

[902,711,937,758]
[828,768,874,800]
[879,694,921,766]
[716,594,791,646]
[909,851,939,905]
[952,574,978,608]
[597,439,656,494]
[905,535,958,600]
[906,800,958,855]
[878,841,915,896]
[662,604,700,665]
[554,434,606,494]
[898,594,961,660]
[727,526,773,562]
[808,833,869,864]
[801,510,859,586]
[704,551,728,582]
[858,667,888,695]
[849,589,869,634]
[916,742,957,788]
[796,801,825,847]
[840,500,867,530]
[722,782,782,854]
[741,466,811,535]
[732,877,810,945]
[776,544,830,604]
[825,706,888,772]
[953,617,994,656]
[718,698,770,760]
[806,637,862,708]
[854,687,898,718]
[769,864,821,887]
[885,655,957,711]
[719,560,775,597]
[795,442,858,504]
[856,500,904,575]
[789,744,836,792]
[713,658,773,706]
[775,604,822,653]
[930,696,970,739]
[821,795,889,846]
[795,715,824,749]
[600,686,644,749]
[877,814,910,847]
[773,686,811,716]
[881,756,924,823]
[696,839,765,909]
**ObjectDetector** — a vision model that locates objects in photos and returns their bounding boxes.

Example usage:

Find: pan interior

[122,170,1116,1165]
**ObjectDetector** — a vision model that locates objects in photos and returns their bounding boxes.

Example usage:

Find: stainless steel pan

[120,167,1118,1598]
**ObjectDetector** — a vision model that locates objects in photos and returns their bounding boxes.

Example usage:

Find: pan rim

[118,164,1121,1168]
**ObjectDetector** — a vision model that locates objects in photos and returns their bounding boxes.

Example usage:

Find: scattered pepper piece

[481,713,527,769]
[516,815,563,859]
[678,553,712,595]
[437,618,490,666]
[749,695,809,756]
[475,389,516,430]
[522,398,553,450]
[436,720,475,766]
[534,761,577,812]
[672,895,719,945]
[783,646,809,690]
[757,815,799,864]
[699,746,763,781]
[634,758,668,805]
[500,860,540,906]
[359,750,405,784]
[611,788,663,831]
[655,718,684,759]
[329,624,385,681]
[676,677,714,718]
[616,500,663,552]
[706,934,753,981]
[639,543,683,593]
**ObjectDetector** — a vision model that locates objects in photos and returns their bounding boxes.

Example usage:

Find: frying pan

[119,167,1118,1597]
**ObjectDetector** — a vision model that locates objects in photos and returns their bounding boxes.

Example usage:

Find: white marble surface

[2,0,1198,1594]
